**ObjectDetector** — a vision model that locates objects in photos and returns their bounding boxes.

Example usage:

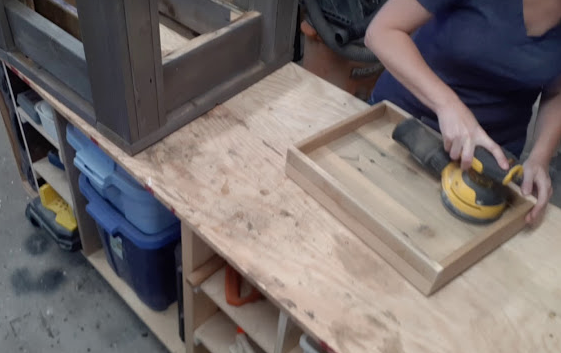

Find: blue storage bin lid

[67,125,146,197]
[67,125,116,185]
[79,174,180,249]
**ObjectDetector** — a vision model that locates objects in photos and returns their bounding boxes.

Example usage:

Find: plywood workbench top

[29,63,560,353]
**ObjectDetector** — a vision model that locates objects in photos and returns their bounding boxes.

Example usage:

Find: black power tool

[392,118,524,224]
[303,0,387,62]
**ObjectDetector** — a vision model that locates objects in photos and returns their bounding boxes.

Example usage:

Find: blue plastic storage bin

[67,125,178,234]
[79,174,180,311]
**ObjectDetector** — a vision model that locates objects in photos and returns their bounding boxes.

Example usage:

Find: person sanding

[365,0,561,224]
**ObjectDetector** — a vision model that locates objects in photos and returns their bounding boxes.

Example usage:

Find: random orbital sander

[392,118,524,224]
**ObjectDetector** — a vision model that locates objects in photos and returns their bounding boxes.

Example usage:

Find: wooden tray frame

[286,101,535,295]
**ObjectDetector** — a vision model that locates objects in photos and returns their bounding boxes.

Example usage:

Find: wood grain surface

[23,63,561,353]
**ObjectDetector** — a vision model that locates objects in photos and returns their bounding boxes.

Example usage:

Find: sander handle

[472,147,524,185]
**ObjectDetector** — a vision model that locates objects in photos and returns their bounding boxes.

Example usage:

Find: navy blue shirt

[370,0,561,156]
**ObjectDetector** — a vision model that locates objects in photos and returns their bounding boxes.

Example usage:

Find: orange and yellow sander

[392,118,524,224]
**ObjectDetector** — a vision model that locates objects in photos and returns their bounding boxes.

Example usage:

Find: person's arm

[364,0,509,170]
[522,79,561,224]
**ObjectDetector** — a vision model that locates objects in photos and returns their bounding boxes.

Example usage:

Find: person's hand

[436,101,509,170]
[521,157,552,224]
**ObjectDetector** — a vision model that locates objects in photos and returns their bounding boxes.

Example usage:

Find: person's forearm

[529,92,561,165]
[365,23,460,114]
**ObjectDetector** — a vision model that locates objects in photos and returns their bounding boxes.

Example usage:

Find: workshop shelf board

[195,311,238,353]
[33,157,73,209]
[286,101,535,295]
[201,267,302,353]
[195,310,266,353]
[87,250,184,353]
[18,106,60,149]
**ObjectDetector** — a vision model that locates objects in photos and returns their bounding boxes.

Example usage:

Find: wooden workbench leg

[182,223,217,353]
[54,113,102,255]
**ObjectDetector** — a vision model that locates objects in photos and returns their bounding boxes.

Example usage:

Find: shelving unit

[3,64,40,194]
[17,106,60,149]
[87,250,184,353]
[200,267,302,353]
[32,156,73,208]
[3,63,68,202]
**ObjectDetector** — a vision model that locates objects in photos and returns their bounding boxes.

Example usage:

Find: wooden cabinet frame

[0,0,298,155]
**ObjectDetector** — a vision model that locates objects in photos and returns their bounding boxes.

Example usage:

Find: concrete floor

[0,124,168,352]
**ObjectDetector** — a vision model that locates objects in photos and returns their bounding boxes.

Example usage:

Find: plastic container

[301,20,383,101]
[17,89,42,124]
[35,100,58,142]
[79,174,180,311]
[48,150,65,171]
[67,124,179,234]
[26,197,81,252]
[39,183,77,232]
